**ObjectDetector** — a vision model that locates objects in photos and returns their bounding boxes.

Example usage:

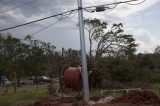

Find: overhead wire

[84,0,143,10]
[104,3,119,9]
[0,0,145,32]
[30,10,78,36]
[30,20,60,36]
[0,9,77,31]
[0,0,16,17]
[83,8,95,13]
[0,0,39,15]
[126,0,146,5]
[84,1,120,12]
[0,0,15,7]
[66,10,78,19]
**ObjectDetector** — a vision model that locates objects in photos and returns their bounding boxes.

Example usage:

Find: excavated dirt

[30,90,160,106]
[32,96,103,106]
[32,96,80,106]
[111,90,160,105]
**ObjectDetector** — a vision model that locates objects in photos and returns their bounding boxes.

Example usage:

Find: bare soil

[29,90,160,106]
[111,90,160,105]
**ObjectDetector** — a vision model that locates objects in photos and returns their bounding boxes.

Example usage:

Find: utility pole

[77,0,90,102]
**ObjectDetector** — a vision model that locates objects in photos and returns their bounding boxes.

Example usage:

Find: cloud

[82,0,160,24]
[0,0,158,28]
[108,0,159,18]
[0,0,159,52]
[126,28,160,53]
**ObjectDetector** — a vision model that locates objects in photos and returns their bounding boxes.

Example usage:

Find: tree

[63,48,81,67]
[84,18,107,63]
[83,19,138,88]
[155,45,160,55]
[95,23,138,59]
[84,19,138,60]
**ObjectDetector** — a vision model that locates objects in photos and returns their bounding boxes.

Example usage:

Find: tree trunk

[89,39,92,61]
[14,72,17,93]
[35,75,39,90]
[89,33,92,67]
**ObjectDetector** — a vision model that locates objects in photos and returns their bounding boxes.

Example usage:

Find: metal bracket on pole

[77,0,90,102]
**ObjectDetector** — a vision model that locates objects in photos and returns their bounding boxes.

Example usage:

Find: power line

[83,0,145,13]
[84,0,144,9]
[0,0,145,32]
[0,0,39,15]
[30,20,60,36]
[0,0,15,7]
[5,10,77,38]
[0,9,77,32]
[31,10,78,36]
[0,0,16,17]
[126,0,146,5]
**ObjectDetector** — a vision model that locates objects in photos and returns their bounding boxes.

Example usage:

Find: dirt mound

[33,96,56,106]
[32,96,81,106]
[112,90,160,104]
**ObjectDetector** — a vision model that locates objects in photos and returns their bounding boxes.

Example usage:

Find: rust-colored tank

[64,67,82,91]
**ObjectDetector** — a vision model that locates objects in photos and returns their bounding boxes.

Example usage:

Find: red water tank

[64,67,82,91]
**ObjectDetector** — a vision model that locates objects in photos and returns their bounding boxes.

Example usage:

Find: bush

[110,66,135,83]
[92,69,103,88]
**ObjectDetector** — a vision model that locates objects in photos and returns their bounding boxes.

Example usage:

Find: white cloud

[82,0,159,24]
[0,0,159,52]
[107,0,159,18]
[126,28,160,53]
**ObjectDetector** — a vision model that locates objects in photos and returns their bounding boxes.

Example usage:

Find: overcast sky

[0,0,160,53]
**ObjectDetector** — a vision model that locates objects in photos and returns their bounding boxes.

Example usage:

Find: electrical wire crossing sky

[0,0,159,53]
[0,0,145,32]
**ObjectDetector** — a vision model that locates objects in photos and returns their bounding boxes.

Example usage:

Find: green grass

[90,88,102,97]
[150,83,160,97]
[0,88,48,106]
[91,88,122,98]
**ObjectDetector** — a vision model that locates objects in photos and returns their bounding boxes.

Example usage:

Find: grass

[91,83,160,98]
[0,87,48,106]
[91,88,122,98]
[0,83,159,106]
[150,83,160,97]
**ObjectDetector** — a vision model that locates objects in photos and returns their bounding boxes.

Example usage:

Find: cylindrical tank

[64,67,82,91]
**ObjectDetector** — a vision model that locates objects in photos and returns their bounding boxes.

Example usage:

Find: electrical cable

[84,0,142,9]
[30,10,78,36]
[0,0,16,17]
[30,20,60,36]
[84,8,95,13]
[0,0,15,7]
[0,8,11,17]
[104,3,119,9]
[0,9,77,31]
[2,10,77,39]
[84,0,145,12]
[66,10,78,19]
[0,0,145,32]
[0,0,39,15]
[83,3,119,12]
[126,0,146,5]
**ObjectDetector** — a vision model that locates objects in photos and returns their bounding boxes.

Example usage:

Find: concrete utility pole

[77,0,90,102]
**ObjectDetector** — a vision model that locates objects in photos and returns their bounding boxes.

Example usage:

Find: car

[0,76,10,85]
[4,80,12,85]
[40,76,51,82]
[31,76,51,84]
[20,80,34,85]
